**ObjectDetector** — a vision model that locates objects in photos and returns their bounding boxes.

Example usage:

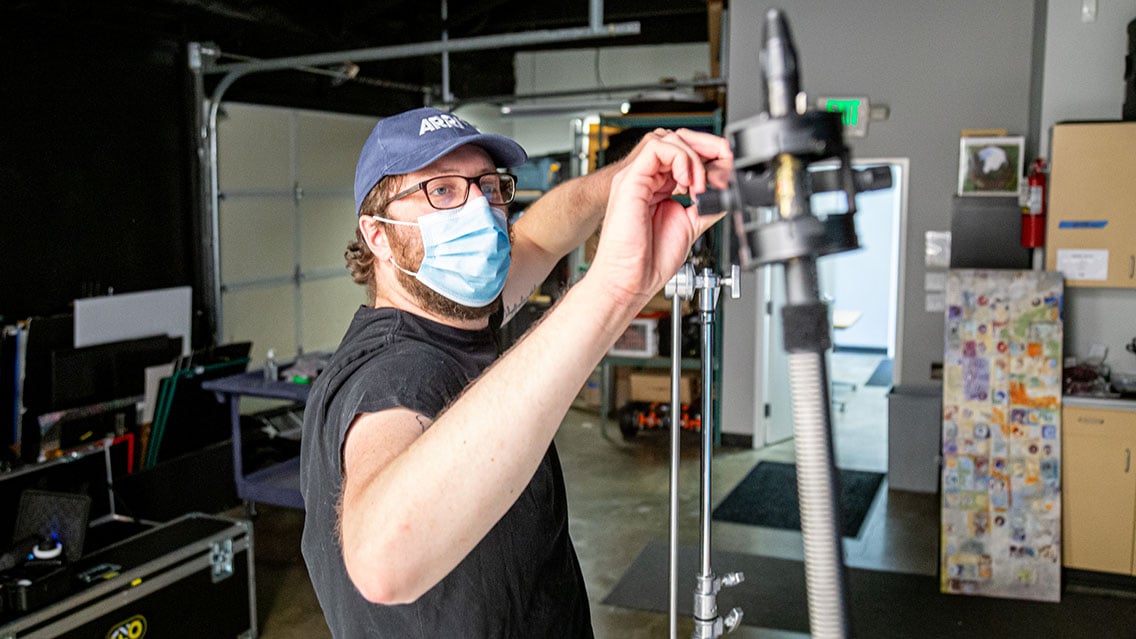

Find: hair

[345,175,402,300]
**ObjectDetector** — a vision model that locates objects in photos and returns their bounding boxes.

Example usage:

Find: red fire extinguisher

[1021,158,1047,248]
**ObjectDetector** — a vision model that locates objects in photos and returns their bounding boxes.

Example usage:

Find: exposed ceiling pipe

[441,0,452,104]
[215,50,427,93]
[205,22,640,76]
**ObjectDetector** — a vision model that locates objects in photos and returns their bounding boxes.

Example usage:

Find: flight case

[0,513,255,638]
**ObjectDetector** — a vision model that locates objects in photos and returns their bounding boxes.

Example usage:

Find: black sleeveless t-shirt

[300,306,592,638]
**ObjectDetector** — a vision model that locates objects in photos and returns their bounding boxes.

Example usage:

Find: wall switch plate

[1081,0,1097,23]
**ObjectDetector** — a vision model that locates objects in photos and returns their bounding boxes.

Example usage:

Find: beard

[386,223,502,322]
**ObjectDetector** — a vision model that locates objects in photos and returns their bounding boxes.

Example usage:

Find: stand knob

[721,571,744,587]
[722,265,741,300]
[723,607,744,633]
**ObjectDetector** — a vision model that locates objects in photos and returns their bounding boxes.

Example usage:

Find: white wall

[1039,1,1136,370]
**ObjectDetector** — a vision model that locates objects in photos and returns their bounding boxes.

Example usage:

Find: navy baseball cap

[354,107,528,214]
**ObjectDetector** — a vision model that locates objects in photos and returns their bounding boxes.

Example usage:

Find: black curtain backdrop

[0,20,197,328]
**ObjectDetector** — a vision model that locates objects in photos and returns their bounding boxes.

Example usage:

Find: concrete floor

[246,352,940,638]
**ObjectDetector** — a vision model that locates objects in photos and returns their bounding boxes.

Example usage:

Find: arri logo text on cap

[419,114,467,135]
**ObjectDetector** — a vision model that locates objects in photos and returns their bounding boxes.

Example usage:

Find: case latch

[210,538,234,582]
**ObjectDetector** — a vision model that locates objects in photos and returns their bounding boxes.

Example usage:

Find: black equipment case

[0,513,255,638]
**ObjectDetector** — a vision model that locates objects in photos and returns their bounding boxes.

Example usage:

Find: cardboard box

[1045,121,1136,288]
[614,367,631,408]
[628,371,697,404]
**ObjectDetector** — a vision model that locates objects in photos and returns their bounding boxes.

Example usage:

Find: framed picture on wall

[957,135,1024,197]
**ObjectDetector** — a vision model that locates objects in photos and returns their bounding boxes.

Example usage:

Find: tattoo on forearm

[503,284,540,321]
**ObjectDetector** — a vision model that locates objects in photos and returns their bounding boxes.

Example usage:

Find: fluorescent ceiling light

[500,99,630,118]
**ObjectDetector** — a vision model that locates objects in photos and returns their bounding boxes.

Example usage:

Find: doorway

[756,159,909,472]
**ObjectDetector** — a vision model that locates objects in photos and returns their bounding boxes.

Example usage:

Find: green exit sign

[817,96,870,137]
[826,99,862,125]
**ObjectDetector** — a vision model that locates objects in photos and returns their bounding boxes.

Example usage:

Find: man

[300,106,730,637]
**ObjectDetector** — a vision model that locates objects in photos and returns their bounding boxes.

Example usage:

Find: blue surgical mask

[376,195,511,308]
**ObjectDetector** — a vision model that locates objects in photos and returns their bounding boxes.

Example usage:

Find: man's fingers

[619,130,735,226]
[671,128,732,163]
[658,128,734,196]
[632,133,701,195]
[705,160,732,191]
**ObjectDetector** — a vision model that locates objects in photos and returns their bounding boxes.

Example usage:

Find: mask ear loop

[373,216,422,277]
[374,216,418,227]
[388,256,419,278]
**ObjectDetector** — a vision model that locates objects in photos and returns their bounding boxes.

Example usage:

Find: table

[832,309,862,330]
[202,371,310,510]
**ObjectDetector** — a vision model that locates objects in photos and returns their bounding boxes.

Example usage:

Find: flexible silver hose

[787,351,849,638]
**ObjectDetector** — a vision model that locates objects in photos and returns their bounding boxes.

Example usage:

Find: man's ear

[358,215,391,260]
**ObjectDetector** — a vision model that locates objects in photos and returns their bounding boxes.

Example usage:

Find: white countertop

[1063,395,1136,411]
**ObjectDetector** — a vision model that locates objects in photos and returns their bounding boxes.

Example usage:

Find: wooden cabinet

[1045,122,1136,288]
[1061,404,1136,574]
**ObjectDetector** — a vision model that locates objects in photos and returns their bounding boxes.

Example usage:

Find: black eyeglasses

[391,172,517,210]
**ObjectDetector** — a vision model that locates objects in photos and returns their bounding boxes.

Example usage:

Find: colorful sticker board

[941,269,1063,602]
